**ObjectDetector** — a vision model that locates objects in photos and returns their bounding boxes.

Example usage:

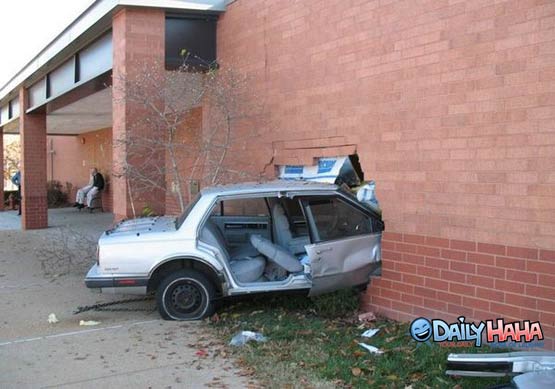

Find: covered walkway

[0,207,113,231]
[0,0,225,229]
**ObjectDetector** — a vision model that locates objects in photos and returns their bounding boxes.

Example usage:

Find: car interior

[200,196,311,284]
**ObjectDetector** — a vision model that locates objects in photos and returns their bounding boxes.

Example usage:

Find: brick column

[0,126,3,211]
[112,7,166,220]
[19,88,48,229]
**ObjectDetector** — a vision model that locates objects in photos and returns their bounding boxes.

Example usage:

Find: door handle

[316,248,332,255]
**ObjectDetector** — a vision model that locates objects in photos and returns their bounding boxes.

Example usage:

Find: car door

[301,196,382,296]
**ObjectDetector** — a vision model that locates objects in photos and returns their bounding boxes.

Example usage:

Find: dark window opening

[165,14,218,71]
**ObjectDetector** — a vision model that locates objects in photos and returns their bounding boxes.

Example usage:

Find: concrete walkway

[0,209,23,230]
[0,207,114,231]
[0,208,254,388]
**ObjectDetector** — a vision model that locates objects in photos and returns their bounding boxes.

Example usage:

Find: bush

[3,190,18,203]
[47,180,68,207]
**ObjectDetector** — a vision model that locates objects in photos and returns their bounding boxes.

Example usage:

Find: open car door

[301,196,383,296]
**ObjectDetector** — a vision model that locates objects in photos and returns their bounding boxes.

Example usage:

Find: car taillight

[96,245,100,266]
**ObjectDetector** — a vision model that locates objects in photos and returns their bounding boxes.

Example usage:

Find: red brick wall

[165,106,203,216]
[19,88,47,229]
[218,0,555,346]
[366,232,555,350]
[112,7,166,220]
[47,128,113,212]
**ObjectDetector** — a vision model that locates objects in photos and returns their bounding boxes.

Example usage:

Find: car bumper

[85,264,149,294]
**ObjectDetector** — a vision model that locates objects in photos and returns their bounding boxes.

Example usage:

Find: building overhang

[0,0,228,127]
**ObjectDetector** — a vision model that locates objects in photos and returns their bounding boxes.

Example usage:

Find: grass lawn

[210,290,513,388]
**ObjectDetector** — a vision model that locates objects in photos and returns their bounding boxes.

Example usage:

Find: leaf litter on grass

[210,292,512,388]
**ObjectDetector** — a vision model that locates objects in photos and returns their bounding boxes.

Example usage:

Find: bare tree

[113,59,267,215]
[3,136,20,184]
[37,227,98,278]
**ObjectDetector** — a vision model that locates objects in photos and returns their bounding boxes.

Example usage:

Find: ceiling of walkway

[47,88,112,135]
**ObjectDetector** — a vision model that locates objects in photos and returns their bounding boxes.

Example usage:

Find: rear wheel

[157,269,215,320]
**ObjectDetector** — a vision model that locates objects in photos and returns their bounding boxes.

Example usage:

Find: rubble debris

[358,312,377,322]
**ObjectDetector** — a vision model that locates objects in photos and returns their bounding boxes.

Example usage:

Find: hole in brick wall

[345,153,364,185]
[276,153,364,187]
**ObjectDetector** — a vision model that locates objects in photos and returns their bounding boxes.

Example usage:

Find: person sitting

[74,168,105,210]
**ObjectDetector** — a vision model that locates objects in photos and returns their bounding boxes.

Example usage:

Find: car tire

[157,269,215,321]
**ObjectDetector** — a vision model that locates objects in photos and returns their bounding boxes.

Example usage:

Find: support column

[0,126,3,211]
[19,88,48,229]
[112,7,166,220]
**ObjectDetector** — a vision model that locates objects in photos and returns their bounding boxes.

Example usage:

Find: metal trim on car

[85,276,149,289]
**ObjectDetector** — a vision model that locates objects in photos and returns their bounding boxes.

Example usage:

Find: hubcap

[169,281,203,314]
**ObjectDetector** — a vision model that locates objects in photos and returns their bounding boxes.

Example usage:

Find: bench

[89,190,103,213]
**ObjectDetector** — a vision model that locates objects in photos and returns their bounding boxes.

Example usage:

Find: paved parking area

[0,208,253,388]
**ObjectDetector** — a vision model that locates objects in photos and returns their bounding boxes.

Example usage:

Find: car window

[305,197,373,242]
[175,193,201,229]
[219,197,269,217]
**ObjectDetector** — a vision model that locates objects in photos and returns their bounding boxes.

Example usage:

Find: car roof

[200,180,339,196]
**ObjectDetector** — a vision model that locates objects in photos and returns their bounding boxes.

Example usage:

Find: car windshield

[175,193,201,229]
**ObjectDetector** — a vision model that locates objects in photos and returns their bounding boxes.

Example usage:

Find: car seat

[200,220,266,283]
[272,203,310,254]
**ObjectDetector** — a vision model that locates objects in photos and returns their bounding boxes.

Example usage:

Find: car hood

[104,216,177,238]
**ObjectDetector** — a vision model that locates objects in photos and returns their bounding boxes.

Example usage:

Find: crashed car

[85,180,384,320]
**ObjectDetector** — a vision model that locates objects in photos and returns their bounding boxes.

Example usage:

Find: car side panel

[99,237,224,277]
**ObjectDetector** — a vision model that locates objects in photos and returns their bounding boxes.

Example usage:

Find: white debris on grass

[358,342,384,355]
[361,328,380,338]
[229,331,267,346]
[47,313,59,324]
[79,320,101,326]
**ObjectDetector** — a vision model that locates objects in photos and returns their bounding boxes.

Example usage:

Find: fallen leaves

[195,349,208,358]
[238,366,256,377]
[353,350,366,358]
[208,294,497,388]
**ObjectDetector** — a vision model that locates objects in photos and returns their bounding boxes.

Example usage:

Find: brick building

[1,1,554,347]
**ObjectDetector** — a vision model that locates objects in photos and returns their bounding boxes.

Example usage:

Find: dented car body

[85,181,384,320]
